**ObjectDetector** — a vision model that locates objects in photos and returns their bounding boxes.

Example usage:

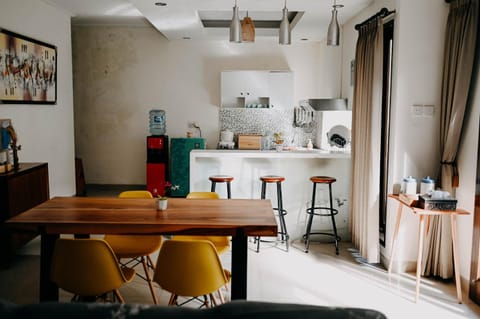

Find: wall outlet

[411,104,435,118]
[423,104,435,117]
[411,104,423,117]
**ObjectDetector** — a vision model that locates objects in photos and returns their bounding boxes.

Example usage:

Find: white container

[307,139,313,150]
[156,198,168,211]
[220,129,234,142]
[401,176,417,195]
[420,176,435,194]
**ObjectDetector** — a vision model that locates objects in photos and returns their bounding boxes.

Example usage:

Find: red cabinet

[146,136,168,196]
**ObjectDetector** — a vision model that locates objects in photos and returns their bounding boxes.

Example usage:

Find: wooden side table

[388,194,469,303]
[0,163,49,268]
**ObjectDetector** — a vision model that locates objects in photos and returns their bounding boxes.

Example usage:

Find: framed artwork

[0,28,57,104]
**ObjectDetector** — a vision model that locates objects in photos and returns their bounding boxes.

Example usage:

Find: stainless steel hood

[304,98,348,111]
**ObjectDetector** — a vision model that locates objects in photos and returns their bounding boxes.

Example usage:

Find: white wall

[385,0,448,268]
[72,26,342,184]
[342,0,479,293]
[0,0,75,196]
[342,0,396,107]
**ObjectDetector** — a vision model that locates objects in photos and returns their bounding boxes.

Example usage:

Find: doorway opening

[379,19,394,246]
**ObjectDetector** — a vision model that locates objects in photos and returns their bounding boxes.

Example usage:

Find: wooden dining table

[6,196,278,302]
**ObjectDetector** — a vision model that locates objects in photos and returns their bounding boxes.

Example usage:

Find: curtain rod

[354,7,396,30]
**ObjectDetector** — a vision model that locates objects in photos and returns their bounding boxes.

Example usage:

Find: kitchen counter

[190,149,350,159]
[189,148,351,241]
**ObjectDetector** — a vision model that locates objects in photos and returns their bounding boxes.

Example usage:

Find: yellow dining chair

[104,190,162,304]
[153,239,230,307]
[51,238,135,303]
[174,192,230,255]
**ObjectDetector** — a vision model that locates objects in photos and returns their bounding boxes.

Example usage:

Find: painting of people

[0,29,56,104]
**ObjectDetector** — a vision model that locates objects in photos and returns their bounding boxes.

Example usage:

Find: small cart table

[388,194,469,303]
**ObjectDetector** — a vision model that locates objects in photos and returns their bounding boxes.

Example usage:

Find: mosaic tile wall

[219,108,317,150]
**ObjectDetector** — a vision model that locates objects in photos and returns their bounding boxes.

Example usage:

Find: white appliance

[315,110,352,151]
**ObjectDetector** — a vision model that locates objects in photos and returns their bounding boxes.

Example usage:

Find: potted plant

[153,182,179,210]
[273,132,284,151]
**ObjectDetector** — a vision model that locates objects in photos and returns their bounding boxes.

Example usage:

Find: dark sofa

[0,299,386,319]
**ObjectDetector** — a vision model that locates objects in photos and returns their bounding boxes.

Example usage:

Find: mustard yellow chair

[174,192,230,255]
[104,190,162,304]
[51,238,135,303]
[153,239,230,307]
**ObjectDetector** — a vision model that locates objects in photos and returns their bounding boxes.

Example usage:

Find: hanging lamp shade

[241,14,255,42]
[229,1,241,43]
[279,3,291,45]
[327,1,343,46]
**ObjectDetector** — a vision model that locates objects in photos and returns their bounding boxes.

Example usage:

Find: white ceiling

[43,0,373,43]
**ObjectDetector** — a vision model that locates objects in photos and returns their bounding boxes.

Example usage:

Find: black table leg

[40,231,59,302]
[231,230,247,300]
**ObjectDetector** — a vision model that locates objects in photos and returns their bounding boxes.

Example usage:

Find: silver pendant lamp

[327,0,344,46]
[279,0,291,45]
[230,0,241,43]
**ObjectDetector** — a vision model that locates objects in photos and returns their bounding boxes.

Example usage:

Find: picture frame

[0,28,57,104]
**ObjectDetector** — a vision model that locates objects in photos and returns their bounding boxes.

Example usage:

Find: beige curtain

[350,19,384,263]
[423,0,478,278]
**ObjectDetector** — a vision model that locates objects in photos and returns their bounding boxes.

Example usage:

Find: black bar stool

[209,175,234,199]
[303,176,340,254]
[255,175,289,252]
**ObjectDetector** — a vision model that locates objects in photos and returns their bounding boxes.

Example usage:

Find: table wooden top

[6,197,278,236]
[389,194,469,216]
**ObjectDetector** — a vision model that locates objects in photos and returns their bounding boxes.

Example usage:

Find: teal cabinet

[170,138,206,197]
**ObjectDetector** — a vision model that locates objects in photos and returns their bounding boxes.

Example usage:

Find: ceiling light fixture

[241,11,255,42]
[327,0,344,46]
[279,0,291,45]
[229,0,241,43]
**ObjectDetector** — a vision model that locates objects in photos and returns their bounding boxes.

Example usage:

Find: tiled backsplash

[219,108,317,149]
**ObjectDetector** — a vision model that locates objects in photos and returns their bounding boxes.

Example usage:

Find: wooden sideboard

[0,163,49,268]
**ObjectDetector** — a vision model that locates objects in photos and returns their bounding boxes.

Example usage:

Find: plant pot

[157,198,168,211]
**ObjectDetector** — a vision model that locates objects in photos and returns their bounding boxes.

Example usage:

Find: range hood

[303,98,348,111]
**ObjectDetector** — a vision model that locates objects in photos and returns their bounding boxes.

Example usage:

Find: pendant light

[279,0,291,45]
[327,0,344,46]
[241,11,255,42]
[229,0,241,43]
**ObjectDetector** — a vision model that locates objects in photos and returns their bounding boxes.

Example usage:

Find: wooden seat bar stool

[209,175,234,199]
[255,175,289,252]
[303,176,340,254]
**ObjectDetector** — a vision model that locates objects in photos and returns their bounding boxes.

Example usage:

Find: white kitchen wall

[72,26,342,184]
[0,0,75,196]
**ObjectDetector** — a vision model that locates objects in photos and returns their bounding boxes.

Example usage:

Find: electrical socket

[423,105,435,117]
[411,104,423,117]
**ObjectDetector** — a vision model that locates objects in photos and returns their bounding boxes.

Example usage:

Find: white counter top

[190,149,350,159]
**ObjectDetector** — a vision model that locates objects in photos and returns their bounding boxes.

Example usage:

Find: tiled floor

[1,185,479,318]
[2,233,480,318]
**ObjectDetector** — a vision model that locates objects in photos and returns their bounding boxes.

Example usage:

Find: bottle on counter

[307,139,313,150]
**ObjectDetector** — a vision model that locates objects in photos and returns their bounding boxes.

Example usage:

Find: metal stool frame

[255,176,289,252]
[303,177,340,254]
